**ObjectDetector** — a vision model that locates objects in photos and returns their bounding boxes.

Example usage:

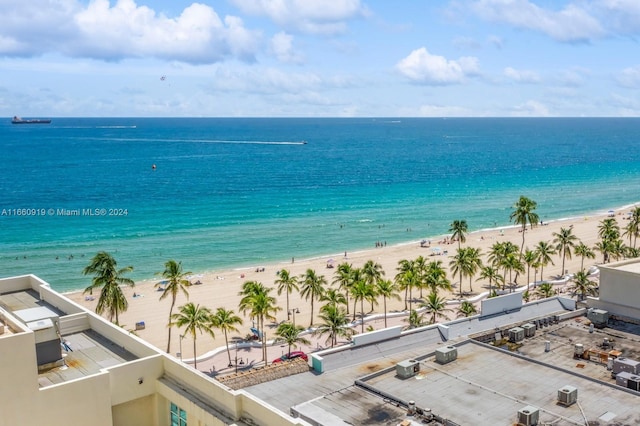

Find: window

[170,402,187,426]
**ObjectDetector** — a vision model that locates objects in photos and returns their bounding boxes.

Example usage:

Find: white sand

[66,206,636,356]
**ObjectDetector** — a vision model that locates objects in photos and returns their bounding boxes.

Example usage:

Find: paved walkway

[189,279,582,377]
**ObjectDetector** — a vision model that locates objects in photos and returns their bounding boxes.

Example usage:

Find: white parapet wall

[351,325,402,346]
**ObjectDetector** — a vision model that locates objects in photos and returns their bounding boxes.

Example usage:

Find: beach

[66,205,637,362]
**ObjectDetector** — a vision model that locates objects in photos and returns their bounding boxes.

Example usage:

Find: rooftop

[245,301,640,425]
[0,288,137,387]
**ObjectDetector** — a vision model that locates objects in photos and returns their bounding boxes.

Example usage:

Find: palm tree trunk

[383,297,388,328]
[360,298,365,333]
[193,338,197,369]
[404,286,408,311]
[353,300,358,321]
[166,298,176,353]
[225,330,231,365]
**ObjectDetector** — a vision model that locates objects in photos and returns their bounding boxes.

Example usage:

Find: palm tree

[424,260,452,296]
[375,279,400,328]
[420,292,452,324]
[395,259,419,311]
[457,300,477,318]
[156,260,192,353]
[300,269,327,327]
[464,247,483,293]
[569,271,598,301]
[523,248,538,286]
[332,263,353,314]
[477,265,503,295]
[623,206,640,248]
[170,303,214,369]
[404,309,427,330]
[238,281,280,363]
[510,196,540,258]
[502,252,524,291]
[535,282,555,299]
[320,288,347,310]
[450,248,478,297]
[552,227,578,276]
[273,322,310,359]
[534,241,556,282]
[574,242,595,271]
[361,259,384,311]
[83,251,135,325]
[594,240,614,264]
[313,304,354,348]
[209,307,243,367]
[598,218,620,241]
[449,219,468,250]
[275,269,299,317]
[350,278,376,333]
[488,241,519,284]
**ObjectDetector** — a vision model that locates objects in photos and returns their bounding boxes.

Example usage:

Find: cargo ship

[11,116,52,124]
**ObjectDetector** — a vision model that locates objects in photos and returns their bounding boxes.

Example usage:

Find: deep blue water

[1,117,639,292]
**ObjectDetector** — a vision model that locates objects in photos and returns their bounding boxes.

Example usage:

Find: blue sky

[2,0,640,117]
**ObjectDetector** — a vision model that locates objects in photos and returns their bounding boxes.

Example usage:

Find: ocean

[2,117,639,293]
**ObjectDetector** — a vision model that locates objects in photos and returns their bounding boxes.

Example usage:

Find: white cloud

[0,0,261,64]
[616,66,640,88]
[503,67,540,83]
[415,104,475,117]
[596,0,640,34]
[230,0,369,34]
[510,100,550,116]
[269,32,304,64]
[396,47,480,85]
[471,0,604,42]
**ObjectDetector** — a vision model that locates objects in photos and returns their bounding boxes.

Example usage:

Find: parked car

[272,351,308,363]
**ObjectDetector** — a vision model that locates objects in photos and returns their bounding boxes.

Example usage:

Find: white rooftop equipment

[435,346,458,364]
[509,327,525,343]
[557,386,578,406]
[396,359,420,379]
[517,405,539,426]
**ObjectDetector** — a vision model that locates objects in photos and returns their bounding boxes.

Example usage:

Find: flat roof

[0,288,138,387]
[245,302,640,425]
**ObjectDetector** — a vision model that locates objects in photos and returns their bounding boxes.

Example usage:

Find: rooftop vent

[517,405,539,426]
[396,359,420,379]
[557,386,578,406]
[435,346,458,364]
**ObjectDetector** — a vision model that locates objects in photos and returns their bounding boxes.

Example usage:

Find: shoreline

[64,201,639,357]
[63,200,638,296]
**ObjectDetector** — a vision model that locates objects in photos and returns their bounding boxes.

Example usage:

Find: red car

[272,351,308,363]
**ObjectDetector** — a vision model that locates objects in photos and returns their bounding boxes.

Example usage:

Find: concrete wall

[36,373,114,426]
[599,261,640,309]
[112,394,156,426]
[0,275,309,426]
[480,292,523,317]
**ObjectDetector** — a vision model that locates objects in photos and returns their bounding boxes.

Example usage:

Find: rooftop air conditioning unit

[517,405,539,426]
[435,346,458,364]
[557,386,578,406]
[522,323,536,338]
[509,327,525,343]
[396,359,420,379]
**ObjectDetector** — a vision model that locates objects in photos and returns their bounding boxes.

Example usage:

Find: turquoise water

[1,117,639,292]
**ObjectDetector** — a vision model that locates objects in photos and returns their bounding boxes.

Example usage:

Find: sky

[2,0,640,117]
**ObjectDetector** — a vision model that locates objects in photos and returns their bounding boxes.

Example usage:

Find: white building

[0,275,304,426]
[589,259,640,319]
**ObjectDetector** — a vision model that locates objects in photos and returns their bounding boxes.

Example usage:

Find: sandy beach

[66,205,637,361]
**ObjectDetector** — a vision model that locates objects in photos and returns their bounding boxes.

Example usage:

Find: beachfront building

[3,263,640,425]
[588,259,640,320]
[0,275,303,426]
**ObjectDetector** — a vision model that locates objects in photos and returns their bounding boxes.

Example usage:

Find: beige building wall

[589,259,640,319]
[0,275,307,426]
